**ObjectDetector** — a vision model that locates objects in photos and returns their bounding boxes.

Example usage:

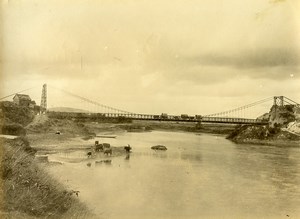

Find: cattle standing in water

[87,152,93,158]
[103,143,111,148]
[124,144,132,153]
[104,148,112,156]
[95,144,104,152]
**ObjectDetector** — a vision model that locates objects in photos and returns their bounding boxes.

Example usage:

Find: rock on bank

[227,104,300,145]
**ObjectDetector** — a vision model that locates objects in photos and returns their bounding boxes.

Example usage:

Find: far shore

[26,119,300,152]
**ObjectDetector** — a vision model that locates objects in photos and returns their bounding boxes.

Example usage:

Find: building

[13,94,32,107]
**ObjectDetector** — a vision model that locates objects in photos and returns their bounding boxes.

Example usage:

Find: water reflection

[152,151,168,159]
[95,160,112,166]
[180,152,202,161]
[125,154,130,160]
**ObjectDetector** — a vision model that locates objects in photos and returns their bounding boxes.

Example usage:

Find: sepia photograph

[0,0,300,218]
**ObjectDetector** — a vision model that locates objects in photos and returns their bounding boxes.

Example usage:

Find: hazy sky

[1,0,300,115]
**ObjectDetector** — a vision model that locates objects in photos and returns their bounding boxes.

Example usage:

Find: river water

[46,131,300,219]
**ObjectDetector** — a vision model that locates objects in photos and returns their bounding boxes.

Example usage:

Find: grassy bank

[0,137,93,219]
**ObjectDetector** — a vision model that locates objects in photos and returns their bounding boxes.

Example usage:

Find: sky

[1,0,300,116]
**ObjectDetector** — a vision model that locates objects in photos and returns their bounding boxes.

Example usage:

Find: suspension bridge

[1,84,299,125]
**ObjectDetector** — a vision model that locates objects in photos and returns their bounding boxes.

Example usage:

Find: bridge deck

[47,111,268,125]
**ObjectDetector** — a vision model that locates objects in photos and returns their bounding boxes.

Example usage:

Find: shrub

[1,123,26,136]
[0,101,34,126]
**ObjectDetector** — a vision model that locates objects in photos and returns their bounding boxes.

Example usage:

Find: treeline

[0,101,37,136]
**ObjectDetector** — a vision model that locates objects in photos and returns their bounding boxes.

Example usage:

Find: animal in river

[103,143,111,148]
[87,152,93,158]
[104,148,112,156]
[95,144,104,152]
[124,144,132,153]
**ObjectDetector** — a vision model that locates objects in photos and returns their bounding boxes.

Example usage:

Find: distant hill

[48,107,89,113]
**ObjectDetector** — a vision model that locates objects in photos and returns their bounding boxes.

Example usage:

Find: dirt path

[26,114,48,127]
[25,114,50,132]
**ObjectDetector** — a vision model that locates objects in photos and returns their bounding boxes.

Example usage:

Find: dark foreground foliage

[0,137,92,218]
[0,101,35,126]
[1,123,26,136]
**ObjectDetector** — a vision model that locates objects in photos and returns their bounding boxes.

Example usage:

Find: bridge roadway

[104,113,267,124]
[47,111,268,125]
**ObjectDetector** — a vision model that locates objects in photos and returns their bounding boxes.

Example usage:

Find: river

[46,131,300,219]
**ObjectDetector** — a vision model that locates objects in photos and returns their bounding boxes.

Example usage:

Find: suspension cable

[48,85,134,114]
[0,87,39,100]
[283,96,300,105]
[205,97,273,117]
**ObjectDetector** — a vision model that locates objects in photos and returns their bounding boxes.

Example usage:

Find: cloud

[269,0,286,4]
[1,0,300,113]
[188,48,300,69]
[138,43,300,84]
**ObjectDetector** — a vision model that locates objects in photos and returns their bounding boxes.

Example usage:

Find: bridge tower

[273,96,284,107]
[40,84,47,113]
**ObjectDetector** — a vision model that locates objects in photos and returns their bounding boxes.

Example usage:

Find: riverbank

[227,124,300,147]
[0,137,94,219]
